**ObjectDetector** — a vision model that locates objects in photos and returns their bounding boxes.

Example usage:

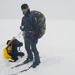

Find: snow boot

[8,57,18,62]
[23,58,33,64]
[31,61,40,68]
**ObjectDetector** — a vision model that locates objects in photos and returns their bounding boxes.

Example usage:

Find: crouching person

[3,37,24,62]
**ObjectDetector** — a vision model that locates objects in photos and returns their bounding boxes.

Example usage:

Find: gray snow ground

[0,19,75,75]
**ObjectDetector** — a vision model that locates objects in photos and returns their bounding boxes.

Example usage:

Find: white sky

[0,0,75,20]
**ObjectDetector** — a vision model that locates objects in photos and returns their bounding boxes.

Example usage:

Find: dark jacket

[20,11,39,39]
[7,39,23,56]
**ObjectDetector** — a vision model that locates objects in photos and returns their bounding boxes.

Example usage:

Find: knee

[32,48,38,54]
[25,45,29,50]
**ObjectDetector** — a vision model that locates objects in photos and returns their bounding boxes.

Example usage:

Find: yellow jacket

[3,47,12,60]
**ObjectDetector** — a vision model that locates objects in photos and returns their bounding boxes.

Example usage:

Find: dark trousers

[24,36,40,63]
[12,52,24,61]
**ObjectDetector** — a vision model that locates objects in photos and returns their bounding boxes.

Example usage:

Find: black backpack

[31,10,46,39]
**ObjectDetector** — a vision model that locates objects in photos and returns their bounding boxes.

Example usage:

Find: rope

[15,31,22,39]
[0,44,6,58]
[0,31,22,60]
[0,32,21,47]
[0,31,22,51]
[0,44,6,48]
[0,44,5,58]
[0,31,22,48]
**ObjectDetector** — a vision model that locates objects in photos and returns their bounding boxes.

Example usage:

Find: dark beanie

[7,40,11,45]
[21,4,29,9]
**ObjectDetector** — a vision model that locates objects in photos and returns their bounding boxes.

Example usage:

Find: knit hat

[21,4,29,9]
[12,37,16,40]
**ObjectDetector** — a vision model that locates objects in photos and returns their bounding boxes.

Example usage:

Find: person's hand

[20,26,24,31]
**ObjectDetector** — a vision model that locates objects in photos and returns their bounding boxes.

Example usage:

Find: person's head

[12,37,16,40]
[21,4,30,15]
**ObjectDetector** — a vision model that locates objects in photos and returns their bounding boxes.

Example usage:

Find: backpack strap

[6,40,13,56]
[30,12,39,31]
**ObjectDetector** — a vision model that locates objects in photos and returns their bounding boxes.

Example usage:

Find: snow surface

[0,19,75,75]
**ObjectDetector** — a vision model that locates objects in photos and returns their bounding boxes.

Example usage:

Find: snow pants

[24,36,40,63]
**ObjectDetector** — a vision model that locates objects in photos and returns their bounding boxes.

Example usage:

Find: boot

[23,58,33,64]
[9,57,18,62]
[31,61,40,68]
[13,57,18,62]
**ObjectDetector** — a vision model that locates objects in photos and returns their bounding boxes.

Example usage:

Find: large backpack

[31,10,46,39]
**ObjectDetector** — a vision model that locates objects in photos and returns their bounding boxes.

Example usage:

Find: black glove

[20,26,24,31]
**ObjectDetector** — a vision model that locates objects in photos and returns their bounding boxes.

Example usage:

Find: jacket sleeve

[20,17,25,31]
[14,39,23,47]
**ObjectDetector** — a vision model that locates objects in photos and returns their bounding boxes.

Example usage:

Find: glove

[20,26,24,31]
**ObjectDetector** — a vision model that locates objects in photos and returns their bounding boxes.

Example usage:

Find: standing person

[20,4,40,68]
